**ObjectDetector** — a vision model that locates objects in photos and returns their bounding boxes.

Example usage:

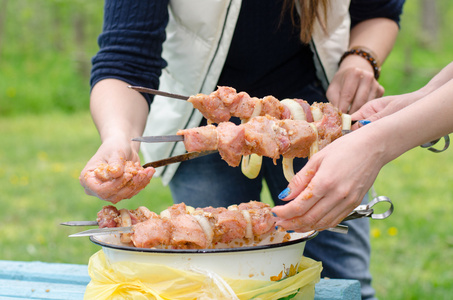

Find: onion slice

[241,153,263,179]
[192,214,214,247]
[240,106,264,179]
[119,209,133,243]
[281,99,308,182]
[311,106,323,122]
[280,99,306,120]
[240,210,253,239]
[342,113,352,131]
[282,157,295,182]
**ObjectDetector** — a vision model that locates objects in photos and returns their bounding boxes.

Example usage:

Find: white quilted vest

[141,0,351,185]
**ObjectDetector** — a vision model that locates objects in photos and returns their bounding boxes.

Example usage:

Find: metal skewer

[128,85,189,101]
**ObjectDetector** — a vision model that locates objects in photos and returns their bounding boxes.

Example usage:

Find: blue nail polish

[278,187,291,199]
[272,212,278,217]
[286,230,295,233]
[358,120,371,126]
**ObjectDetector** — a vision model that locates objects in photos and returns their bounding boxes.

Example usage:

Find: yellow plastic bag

[84,250,322,300]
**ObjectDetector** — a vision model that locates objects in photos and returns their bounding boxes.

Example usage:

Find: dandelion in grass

[371,228,381,238]
[9,174,29,186]
[388,227,398,236]
[51,163,64,173]
[19,176,29,186]
[9,174,19,185]
[6,87,16,98]
[37,151,48,161]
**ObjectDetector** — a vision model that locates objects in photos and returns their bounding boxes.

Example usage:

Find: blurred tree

[74,11,90,79]
[420,0,439,48]
[0,0,7,57]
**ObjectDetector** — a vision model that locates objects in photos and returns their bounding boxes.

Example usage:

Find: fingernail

[272,212,278,217]
[278,187,291,199]
[358,120,371,126]
[286,230,295,233]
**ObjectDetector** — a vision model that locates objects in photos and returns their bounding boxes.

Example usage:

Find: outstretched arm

[272,71,453,232]
[79,79,155,204]
[352,62,453,123]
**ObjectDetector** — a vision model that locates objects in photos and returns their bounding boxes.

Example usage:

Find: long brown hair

[282,0,329,44]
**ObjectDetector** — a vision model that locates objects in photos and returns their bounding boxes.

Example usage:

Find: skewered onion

[192,214,214,246]
[280,99,306,121]
[240,101,264,179]
[342,113,352,131]
[311,106,323,121]
[119,209,133,243]
[282,99,313,182]
[240,209,253,239]
[241,153,263,179]
[227,204,254,239]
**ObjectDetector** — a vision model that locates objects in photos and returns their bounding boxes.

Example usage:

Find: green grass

[0,112,173,263]
[1,112,453,299]
[371,146,453,299]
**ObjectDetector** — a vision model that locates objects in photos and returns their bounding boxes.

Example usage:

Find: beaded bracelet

[339,48,381,80]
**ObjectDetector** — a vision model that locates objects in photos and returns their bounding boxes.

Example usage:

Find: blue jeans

[169,81,376,299]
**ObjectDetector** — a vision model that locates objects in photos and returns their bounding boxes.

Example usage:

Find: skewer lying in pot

[65,197,394,247]
[96,201,278,249]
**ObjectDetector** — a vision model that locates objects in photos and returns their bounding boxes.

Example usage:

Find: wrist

[339,47,381,80]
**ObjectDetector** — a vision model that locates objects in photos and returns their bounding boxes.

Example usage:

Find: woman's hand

[79,137,155,204]
[271,129,385,232]
[326,55,384,114]
[351,92,422,126]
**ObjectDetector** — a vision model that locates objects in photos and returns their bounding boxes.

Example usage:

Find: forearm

[417,62,453,96]
[347,18,399,67]
[370,78,453,163]
[90,79,149,152]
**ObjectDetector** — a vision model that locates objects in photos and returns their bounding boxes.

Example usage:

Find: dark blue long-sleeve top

[91,0,405,107]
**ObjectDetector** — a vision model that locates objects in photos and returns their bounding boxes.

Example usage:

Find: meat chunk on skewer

[131,215,172,248]
[238,201,276,236]
[313,102,343,149]
[180,125,218,152]
[243,115,291,162]
[97,205,120,228]
[199,207,248,244]
[217,122,248,168]
[171,214,209,249]
[277,119,316,159]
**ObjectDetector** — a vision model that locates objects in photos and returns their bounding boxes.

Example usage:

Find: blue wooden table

[0,260,361,299]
